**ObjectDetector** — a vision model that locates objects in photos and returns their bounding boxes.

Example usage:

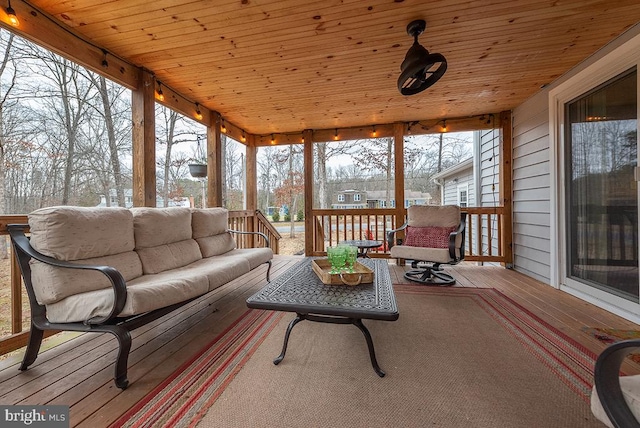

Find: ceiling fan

[397,19,447,96]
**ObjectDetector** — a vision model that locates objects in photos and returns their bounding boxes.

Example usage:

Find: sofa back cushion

[191,208,236,257]
[132,207,202,274]
[28,206,142,304]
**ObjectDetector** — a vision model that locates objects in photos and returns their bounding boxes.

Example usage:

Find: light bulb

[6,2,18,27]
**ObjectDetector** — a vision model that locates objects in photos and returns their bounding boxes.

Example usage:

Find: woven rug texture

[112,286,603,428]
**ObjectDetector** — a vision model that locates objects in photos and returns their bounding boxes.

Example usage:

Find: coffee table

[246,257,398,377]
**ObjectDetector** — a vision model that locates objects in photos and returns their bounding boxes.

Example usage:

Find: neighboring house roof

[431,157,473,181]
[364,190,431,200]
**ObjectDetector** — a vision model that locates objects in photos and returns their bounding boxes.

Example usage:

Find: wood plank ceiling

[26,0,640,135]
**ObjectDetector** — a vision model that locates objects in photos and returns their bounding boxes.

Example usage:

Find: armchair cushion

[591,375,640,428]
[404,225,456,249]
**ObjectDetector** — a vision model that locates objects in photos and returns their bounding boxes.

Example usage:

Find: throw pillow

[404,225,457,248]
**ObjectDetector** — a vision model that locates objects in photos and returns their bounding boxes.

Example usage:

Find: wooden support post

[499,110,514,267]
[246,135,257,246]
[208,112,223,207]
[303,129,315,256]
[131,70,156,207]
[393,122,406,265]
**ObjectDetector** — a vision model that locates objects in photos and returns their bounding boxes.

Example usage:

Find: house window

[565,67,637,301]
[457,184,468,208]
[354,193,361,202]
[338,194,345,202]
[549,32,640,317]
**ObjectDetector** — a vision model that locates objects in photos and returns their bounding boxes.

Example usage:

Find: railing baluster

[487,214,493,256]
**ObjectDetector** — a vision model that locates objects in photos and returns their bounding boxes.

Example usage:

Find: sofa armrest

[594,339,640,428]
[387,222,408,251]
[8,224,128,326]
[449,213,467,261]
[228,229,270,248]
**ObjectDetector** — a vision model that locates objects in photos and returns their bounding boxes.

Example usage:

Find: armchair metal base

[404,262,456,286]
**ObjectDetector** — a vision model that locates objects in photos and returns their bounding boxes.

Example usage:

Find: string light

[301,135,305,143]
[156,82,165,101]
[241,130,246,142]
[372,125,377,138]
[195,103,203,120]
[221,118,227,133]
[101,49,108,68]
[6,0,18,27]
[271,134,275,144]
[334,128,339,141]
[441,120,447,133]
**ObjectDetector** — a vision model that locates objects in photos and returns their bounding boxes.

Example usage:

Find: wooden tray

[311,259,374,286]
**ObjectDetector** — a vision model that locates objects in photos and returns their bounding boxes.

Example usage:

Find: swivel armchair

[388,205,466,285]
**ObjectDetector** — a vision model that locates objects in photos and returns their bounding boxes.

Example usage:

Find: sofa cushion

[591,375,640,428]
[132,207,202,274]
[196,234,237,258]
[191,208,236,256]
[136,239,203,274]
[191,208,229,238]
[132,207,193,248]
[44,270,210,323]
[29,206,135,260]
[226,248,273,270]
[31,251,143,305]
[28,206,142,304]
[176,256,251,291]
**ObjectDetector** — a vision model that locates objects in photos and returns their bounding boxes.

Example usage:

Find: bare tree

[351,137,394,206]
[87,74,130,206]
[275,144,303,237]
[156,106,197,207]
[314,141,351,208]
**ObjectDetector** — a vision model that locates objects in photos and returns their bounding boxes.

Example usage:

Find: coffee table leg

[274,313,303,365]
[353,319,385,377]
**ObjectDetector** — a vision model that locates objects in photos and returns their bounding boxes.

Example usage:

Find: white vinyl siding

[442,171,475,206]
[510,23,640,288]
[479,129,501,261]
[479,129,500,208]
[441,168,477,255]
[512,91,552,284]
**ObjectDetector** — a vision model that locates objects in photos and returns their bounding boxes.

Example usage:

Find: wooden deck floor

[1,256,638,426]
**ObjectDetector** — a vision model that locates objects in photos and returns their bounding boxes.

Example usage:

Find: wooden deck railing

[308,208,398,257]
[228,209,281,254]
[0,209,280,357]
[308,206,509,263]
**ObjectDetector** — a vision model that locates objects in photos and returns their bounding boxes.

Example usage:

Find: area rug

[112,286,602,428]
[582,326,640,363]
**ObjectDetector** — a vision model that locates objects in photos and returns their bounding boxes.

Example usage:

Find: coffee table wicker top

[246,257,398,321]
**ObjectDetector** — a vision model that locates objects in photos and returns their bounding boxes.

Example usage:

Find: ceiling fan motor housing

[398,19,447,96]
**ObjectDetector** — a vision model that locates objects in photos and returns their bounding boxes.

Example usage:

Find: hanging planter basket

[188,163,207,178]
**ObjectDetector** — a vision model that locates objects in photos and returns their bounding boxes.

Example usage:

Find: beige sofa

[8,206,272,389]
